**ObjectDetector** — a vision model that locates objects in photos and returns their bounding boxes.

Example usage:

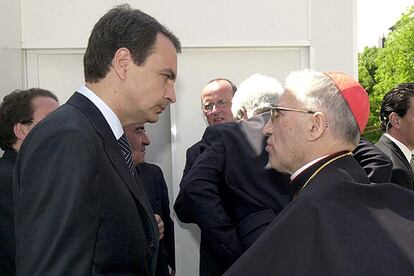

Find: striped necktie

[118,134,135,176]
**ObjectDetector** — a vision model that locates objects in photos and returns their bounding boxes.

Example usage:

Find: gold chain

[297,152,353,195]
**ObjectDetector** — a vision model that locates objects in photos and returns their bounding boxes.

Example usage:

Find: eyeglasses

[202,99,230,112]
[270,105,315,123]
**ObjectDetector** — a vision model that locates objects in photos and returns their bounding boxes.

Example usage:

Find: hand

[154,214,164,240]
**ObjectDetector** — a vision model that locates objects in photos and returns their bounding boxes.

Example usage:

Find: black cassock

[225,152,414,276]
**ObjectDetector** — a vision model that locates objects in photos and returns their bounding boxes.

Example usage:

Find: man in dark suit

[0,88,58,276]
[124,123,175,276]
[175,78,237,276]
[13,5,181,275]
[353,137,392,183]
[225,71,414,276]
[376,83,414,190]
[175,74,291,275]
[181,78,238,179]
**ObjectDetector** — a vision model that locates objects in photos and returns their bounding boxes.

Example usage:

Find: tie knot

[118,134,131,151]
[118,134,135,176]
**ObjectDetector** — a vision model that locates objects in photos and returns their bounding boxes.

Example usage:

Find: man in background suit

[13,4,181,275]
[376,83,414,190]
[181,78,237,178]
[175,78,237,276]
[175,74,291,275]
[0,88,58,276]
[124,123,175,276]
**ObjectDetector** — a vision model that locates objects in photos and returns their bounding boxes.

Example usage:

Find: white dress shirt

[77,85,124,140]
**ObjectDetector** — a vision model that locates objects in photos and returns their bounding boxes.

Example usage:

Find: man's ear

[241,107,248,121]
[112,48,132,80]
[306,111,327,141]
[13,123,28,142]
[389,112,401,129]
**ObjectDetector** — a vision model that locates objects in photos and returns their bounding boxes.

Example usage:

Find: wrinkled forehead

[201,81,233,101]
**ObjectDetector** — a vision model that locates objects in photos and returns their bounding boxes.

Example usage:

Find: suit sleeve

[13,128,100,275]
[353,138,392,183]
[176,127,244,263]
[182,146,197,178]
[174,144,203,223]
[155,167,175,271]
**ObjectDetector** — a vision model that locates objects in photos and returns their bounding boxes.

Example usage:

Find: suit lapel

[66,92,154,214]
[381,135,412,171]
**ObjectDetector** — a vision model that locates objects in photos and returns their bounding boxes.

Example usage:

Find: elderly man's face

[262,91,310,174]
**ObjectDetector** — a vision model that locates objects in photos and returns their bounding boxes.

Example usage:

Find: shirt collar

[385,133,412,163]
[77,85,124,139]
[291,155,328,181]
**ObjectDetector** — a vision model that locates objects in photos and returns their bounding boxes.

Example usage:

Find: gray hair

[284,70,360,146]
[231,74,283,120]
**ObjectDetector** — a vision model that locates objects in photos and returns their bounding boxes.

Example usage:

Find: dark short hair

[0,88,58,150]
[380,83,414,131]
[84,4,181,83]
[207,78,238,95]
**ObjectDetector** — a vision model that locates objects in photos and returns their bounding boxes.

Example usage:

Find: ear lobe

[13,123,28,141]
[113,48,132,80]
[307,112,326,141]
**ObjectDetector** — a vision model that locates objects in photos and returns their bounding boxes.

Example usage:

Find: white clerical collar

[290,155,329,181]
[384,133,412,164]
[77,85,123,139]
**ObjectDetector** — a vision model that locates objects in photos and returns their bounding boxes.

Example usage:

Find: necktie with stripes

[118,134,135,176]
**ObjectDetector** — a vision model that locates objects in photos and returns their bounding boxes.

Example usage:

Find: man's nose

[166,85,176,104]
[262,118,273,136]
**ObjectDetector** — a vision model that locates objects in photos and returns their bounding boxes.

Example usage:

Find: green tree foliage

[359,5,414,142]
[358,47,379,95]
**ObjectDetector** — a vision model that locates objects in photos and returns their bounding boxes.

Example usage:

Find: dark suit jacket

[353,137,392,183]
[376,134,414,190]
[176,140,229,276]
[225,153,414,276]
[175,112,291,276]
[182,141,202,180]
[13,92,159,275]
[137,162,175,276]
[0,149,17,275]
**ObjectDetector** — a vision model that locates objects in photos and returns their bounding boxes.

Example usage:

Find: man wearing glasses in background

[174,78,236,276]
[179,78,237,178]
[175,74,291,276]
[225,70,414,276]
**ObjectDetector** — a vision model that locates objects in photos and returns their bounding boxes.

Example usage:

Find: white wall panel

[21,0,310,48]
[0,0,23,97]
[21,0,115,48]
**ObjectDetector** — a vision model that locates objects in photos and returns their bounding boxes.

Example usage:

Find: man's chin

[147,114,159,123]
